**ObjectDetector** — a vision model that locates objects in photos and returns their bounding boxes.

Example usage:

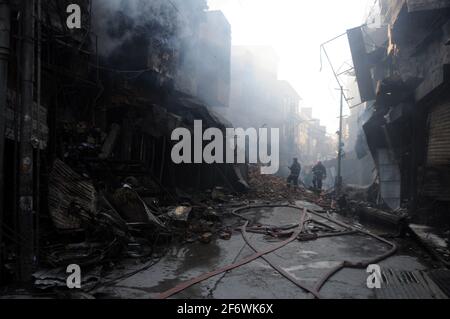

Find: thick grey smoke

[92,0,176,57]
[92,0,207,57]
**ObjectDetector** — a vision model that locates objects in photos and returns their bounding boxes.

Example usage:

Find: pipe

[0,0,10,283]
[18,0,35,282]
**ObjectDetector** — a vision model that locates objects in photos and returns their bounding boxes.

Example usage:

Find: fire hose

[154,204,398,299]
[154,207,307,299]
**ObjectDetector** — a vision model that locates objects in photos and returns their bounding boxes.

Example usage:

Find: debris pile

[243,165,319,203]
[36,157,244,293]
[35,160,397,294]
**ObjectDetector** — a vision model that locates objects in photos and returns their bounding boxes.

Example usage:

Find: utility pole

[0,0,11,283]
[18,0,35,282]
[321,36,353,197]
[336,86,344,196]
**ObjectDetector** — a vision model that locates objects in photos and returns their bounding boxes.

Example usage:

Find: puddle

[283,261,342,273]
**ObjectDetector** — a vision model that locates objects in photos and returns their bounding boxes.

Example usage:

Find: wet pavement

[95,202,437,299]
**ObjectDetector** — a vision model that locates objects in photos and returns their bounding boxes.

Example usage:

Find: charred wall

[350,1,450,224]
[0,0,240,284]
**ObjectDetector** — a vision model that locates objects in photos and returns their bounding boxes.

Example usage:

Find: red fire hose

[154,204,397,299]
[154,207,307,299]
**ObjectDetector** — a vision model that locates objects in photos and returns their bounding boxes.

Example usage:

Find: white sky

[208,0,375,133]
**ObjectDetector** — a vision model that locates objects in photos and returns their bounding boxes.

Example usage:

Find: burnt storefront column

[18,0,35,282]
[0,0,10,283]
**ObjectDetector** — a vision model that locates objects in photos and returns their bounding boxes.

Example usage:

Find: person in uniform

[287,158,302,188]
[312,161,327,191]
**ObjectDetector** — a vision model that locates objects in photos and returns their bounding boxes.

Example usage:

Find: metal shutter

[423,98,450,201]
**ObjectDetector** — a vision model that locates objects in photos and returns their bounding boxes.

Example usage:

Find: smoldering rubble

[0,0,450,300]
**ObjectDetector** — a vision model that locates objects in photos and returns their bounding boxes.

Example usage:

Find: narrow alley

[0,0,450,303]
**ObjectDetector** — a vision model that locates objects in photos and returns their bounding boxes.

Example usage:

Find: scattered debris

[199,232,213,244]
[355,206,409,234]
[112,185,165,227]
[168,206,192,222]
[33,266,102,291]
[212,187,228,202]
[241,165,317,203]
[219,229,232,241]
[409,224,450,266]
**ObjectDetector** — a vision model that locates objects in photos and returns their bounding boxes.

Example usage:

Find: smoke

[92,0,175,57]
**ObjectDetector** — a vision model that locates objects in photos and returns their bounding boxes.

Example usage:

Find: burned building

[199,11,231,108]
[0,0,97,283]
[348,0,450,224]
[0,0,244,285]
[276,80,302,175]
[219,46,309,176]
[90,1,242,192]
[1,0,450,302]
[222,45,281,129]
[176,10,231,108]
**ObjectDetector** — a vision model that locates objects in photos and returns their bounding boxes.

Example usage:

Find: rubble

[241,165,320,203]
[1,0,449,301]
[168,206,192,222]
[409,224,450,267]
[219,229,232,241]
[111,184,165,227]
[211,187,228,202]
[33,266,102,291]
[353,206,409,236]
[35,155,417,296]
[199,233,213,244]
[342,183,379,204]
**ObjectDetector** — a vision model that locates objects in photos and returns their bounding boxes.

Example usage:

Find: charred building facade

[348,0,450,225]
[0,0,243,284]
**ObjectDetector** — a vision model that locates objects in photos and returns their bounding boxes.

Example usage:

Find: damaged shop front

[0,0,248,287]
[347,1,450,228]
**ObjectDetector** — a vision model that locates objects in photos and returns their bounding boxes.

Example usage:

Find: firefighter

[287,158,301,188]
[312,161,327,192]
